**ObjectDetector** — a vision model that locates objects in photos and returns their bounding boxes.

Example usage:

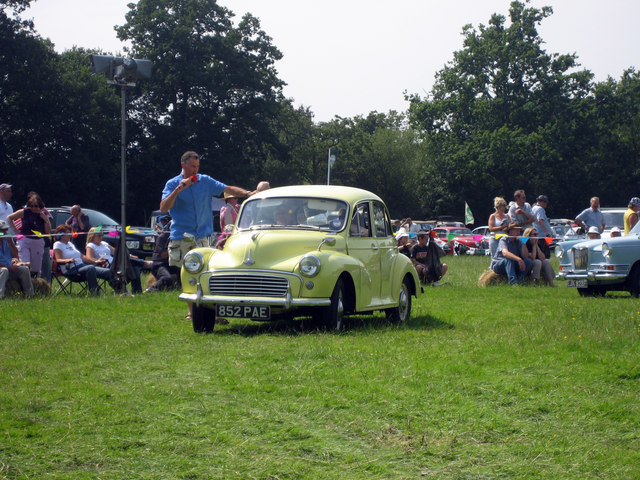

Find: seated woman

[85,227,147,294]
[53,224,111,295]
[523,227,555,286]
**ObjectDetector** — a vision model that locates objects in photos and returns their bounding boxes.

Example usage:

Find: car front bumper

[179,268,332,309]
[557,266,629,283]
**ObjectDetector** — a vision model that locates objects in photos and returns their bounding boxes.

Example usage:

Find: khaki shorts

[168,237,212,267]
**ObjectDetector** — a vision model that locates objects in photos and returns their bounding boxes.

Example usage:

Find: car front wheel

[192,304,216,333]
[319,278,346,331]
[385,277,412,323]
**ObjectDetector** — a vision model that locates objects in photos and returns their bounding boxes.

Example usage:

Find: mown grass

[1,256,639,479]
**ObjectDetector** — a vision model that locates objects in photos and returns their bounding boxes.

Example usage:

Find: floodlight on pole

[89,54,152,292]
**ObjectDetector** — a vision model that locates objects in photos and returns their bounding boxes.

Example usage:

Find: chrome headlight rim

[183,251,204,273]
[554,245,564,258]
[299,254,321,277]
[602,242,612,258]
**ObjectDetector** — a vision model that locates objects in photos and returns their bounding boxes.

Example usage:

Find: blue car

[555,221,640,296]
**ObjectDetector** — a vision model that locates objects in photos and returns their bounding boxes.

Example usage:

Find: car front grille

[572,247,589,270]
[209,274,289,297]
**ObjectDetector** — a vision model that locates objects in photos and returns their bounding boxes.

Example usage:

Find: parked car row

[555,219,640,297]
[49,207,157,258]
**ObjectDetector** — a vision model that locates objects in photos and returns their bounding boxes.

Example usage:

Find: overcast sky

[23,0,640,122]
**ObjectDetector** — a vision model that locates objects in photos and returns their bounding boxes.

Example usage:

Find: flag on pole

[464,202,475,225]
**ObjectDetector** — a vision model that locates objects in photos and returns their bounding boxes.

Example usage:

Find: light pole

[90,55,152,291]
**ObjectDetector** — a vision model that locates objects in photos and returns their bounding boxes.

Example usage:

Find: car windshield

[629,220,640,235]
[448,228,473,236]
[85,209,119,227]
[237,197,350,232]
[602,211,624,229]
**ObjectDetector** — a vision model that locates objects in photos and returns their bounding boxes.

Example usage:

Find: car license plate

[216,304,271,320]
[567,279,588,288]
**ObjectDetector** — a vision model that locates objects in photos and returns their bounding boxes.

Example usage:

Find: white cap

[588,226,600,234]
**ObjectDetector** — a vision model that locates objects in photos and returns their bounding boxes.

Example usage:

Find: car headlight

[555,245,564,258]
[602,242,612,258]
[299,254,321,277]
[126,240,140,250]
[183,251,204,273]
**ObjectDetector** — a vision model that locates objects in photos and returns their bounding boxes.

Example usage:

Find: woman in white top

[53,224,111,294]
[85,227,144,294]
[488,197,511,258]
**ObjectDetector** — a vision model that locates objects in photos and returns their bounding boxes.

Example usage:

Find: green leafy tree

[1,1,121,213]
[407,0,594,222]
[116,0,286,215]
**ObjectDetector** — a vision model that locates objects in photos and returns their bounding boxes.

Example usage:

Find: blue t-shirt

[162,173,227,240]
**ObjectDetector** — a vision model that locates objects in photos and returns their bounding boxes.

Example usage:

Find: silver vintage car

[555,220,640,296]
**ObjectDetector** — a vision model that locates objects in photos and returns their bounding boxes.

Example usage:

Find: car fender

[180,247,216,294]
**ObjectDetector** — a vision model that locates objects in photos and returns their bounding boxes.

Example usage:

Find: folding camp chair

[51,253,89,296]
[51,251,109,296]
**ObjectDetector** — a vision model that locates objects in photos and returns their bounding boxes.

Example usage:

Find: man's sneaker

[432,281,440,286]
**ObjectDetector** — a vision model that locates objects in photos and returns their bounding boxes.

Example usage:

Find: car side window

[373,202,391,237]
[350,202,371,237]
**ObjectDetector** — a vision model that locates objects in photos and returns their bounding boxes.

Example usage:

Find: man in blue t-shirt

[159,151,256,319]
[490,223,532,285]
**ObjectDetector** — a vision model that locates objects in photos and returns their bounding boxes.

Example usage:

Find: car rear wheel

[192,304,216,333]
[385,277,412,323]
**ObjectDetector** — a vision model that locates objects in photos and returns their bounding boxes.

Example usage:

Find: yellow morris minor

[179,185,421,332]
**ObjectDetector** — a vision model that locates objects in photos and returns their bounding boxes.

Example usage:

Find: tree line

[2,0,638,226]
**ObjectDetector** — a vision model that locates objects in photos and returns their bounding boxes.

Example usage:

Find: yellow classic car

[179,185,421,332]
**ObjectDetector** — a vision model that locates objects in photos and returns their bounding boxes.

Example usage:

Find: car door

[347,201,383,307]
[372,201,395,304]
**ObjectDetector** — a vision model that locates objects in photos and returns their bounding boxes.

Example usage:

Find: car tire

[629,266,640,297]
[385,277,412,323]
[319,278,346,331]
[192,304,216,333]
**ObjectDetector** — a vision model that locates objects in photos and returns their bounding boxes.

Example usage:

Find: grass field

[1,256,639,479]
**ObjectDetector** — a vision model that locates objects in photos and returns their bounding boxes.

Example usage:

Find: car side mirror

[318,236,336,251]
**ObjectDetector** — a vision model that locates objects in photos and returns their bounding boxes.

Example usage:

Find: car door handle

[371,245,379,250]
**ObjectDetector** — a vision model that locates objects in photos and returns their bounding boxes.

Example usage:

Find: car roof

[250,185,384,204]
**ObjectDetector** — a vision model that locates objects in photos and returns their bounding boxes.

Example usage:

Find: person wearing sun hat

[489,222,532,285]
[219,191,240,231]
[396,231,411,257]
[623,197,640,235]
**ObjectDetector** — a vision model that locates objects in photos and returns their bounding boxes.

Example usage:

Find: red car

[433,226,481,255]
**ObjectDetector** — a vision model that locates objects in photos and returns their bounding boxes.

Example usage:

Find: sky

[22,0,640,123]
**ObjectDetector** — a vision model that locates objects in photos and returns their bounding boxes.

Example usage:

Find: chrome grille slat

[209,274,289,297]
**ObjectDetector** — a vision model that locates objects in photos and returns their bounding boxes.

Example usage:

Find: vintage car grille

[209,274,289,297]
[572,247,589,270]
